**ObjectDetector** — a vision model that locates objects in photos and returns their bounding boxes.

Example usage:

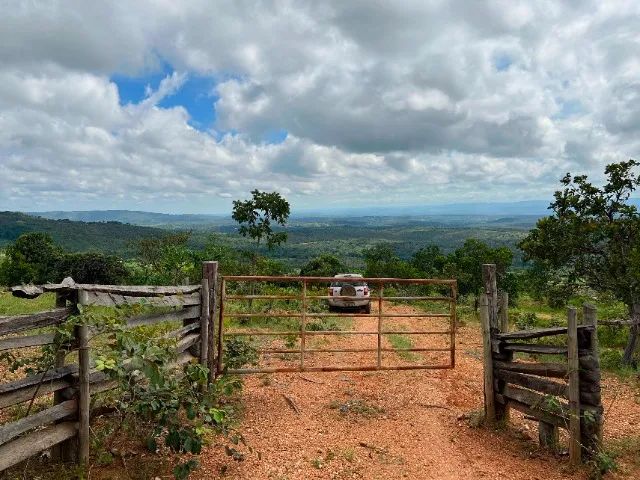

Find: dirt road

[197,303,640,480]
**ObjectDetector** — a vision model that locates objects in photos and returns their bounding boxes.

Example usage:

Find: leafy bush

[224,337,259,370]
[513,312,539,330]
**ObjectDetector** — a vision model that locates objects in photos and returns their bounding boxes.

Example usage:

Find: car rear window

[331,281,367,287]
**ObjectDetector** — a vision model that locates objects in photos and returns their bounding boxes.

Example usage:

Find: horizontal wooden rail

[126,305,200,327]
[0,400,76,446]
[502,344,568,355]
[0,422,77,472]
[0,333,56,351]
[495,369,569,398]
[78,291,201,307]
[496,325,593,341]
[0,307,74,336]
[493,360,568,378]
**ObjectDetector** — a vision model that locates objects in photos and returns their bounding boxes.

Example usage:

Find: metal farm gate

[215,276,457,374]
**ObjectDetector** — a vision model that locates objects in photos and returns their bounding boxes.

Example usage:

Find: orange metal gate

[215,276,457,375]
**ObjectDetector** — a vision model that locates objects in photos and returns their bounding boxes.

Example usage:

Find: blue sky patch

[112,63,218,131]
[494,54,512,72]
[262,129,288,144]
[554,99,585,119]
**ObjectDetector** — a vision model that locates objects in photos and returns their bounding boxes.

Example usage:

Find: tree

[363,243,417,278]
[232,190,290,255]
[519,159,640,366]
[300,254,347,277]
[411,245,447,277]
[0,233,62,285]
[443,239,513,297]
[56,252,128,284]
[133,232,196,285]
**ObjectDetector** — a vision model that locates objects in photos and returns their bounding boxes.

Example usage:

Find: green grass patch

[385,333,417,361]
[0,291,55,315]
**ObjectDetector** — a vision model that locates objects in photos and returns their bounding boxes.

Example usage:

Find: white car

[327,274,371,313]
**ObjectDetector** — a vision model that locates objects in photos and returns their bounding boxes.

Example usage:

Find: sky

[0,1,639,214]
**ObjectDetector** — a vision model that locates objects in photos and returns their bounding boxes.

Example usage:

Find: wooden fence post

[567,307,581,465]
[199,278,210,371]
[202,261,218,384]
[482,264,499,329]
[499,291,509,333]
[581,304,602,457]
[479,293,496,423]
[77,311,90,466]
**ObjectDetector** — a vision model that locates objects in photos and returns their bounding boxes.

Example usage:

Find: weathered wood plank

[501,384,569,419]
[77,324,90,465]
[539,421,559,450]
[479,294,496,423]
[567,307,581,465]
[126,305,200,327]
[482,264,499,329]
[502,343,568,355]
[78,290,200,307]
[497,397,568,428]
[495,369,568,398]
[176,333,200,354]
[0,333,56,351]
[0,365,77,395]
[199,277,209,369]
[497,325,593,341]
[0,308,73,336]
[492,360,568,378]
[0,422,77,472]
[11,279,200,298]
[0,399,76,446]
[203,261,218,383]
[165,322,200,339]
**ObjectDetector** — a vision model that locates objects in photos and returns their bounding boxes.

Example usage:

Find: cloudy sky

[1,1,639,214]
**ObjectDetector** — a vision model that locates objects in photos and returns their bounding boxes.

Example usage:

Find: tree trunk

[622,303,639,367]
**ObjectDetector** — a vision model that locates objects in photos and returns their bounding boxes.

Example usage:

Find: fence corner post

[567,307,581,465]
[479,293,496,424]
[202,261,218,384]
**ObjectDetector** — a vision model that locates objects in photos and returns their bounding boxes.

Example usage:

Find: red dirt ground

[197,302,640,480]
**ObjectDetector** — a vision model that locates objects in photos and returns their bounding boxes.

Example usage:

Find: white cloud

[0,0,639,212]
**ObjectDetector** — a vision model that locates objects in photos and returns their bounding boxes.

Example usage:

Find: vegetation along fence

[480,264,603,466]
[0,261,218,473]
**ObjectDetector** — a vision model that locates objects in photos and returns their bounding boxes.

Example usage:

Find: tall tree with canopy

[232,189,290,268]
[519,160,640,366]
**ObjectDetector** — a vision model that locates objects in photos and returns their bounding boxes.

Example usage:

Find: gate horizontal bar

[226,364,453,374]
[258,347,452,354]
[222,275,456,285]
[224,295,453,301]
[224,329,451,336]
[223,312,451,318]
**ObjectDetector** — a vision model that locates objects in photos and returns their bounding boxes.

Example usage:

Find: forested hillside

[0,212,164,254]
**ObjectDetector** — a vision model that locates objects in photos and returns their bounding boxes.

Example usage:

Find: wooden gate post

[567,307,581,465]
[75,289,91,466]
[202,262,218,384]
[581,304,603,457]
[482,264,499,329]
[479,294,496,423]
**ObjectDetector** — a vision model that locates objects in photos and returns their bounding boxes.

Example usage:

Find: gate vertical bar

[300,279,307,370]
[450,283,457,368]
[377,281,383,369]
[215,278,226,377]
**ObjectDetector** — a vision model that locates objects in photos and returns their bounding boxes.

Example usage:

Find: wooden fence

[0,262,218,473]
[480,264,603,465]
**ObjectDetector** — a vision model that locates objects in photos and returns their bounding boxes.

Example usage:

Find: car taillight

[364,286,369,295]
[328,287,333,296]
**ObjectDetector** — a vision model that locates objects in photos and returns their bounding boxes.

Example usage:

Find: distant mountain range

[30,200,559,226]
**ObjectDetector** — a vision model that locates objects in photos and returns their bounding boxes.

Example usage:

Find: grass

[0,291,55,315]
[385,333,417,361]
